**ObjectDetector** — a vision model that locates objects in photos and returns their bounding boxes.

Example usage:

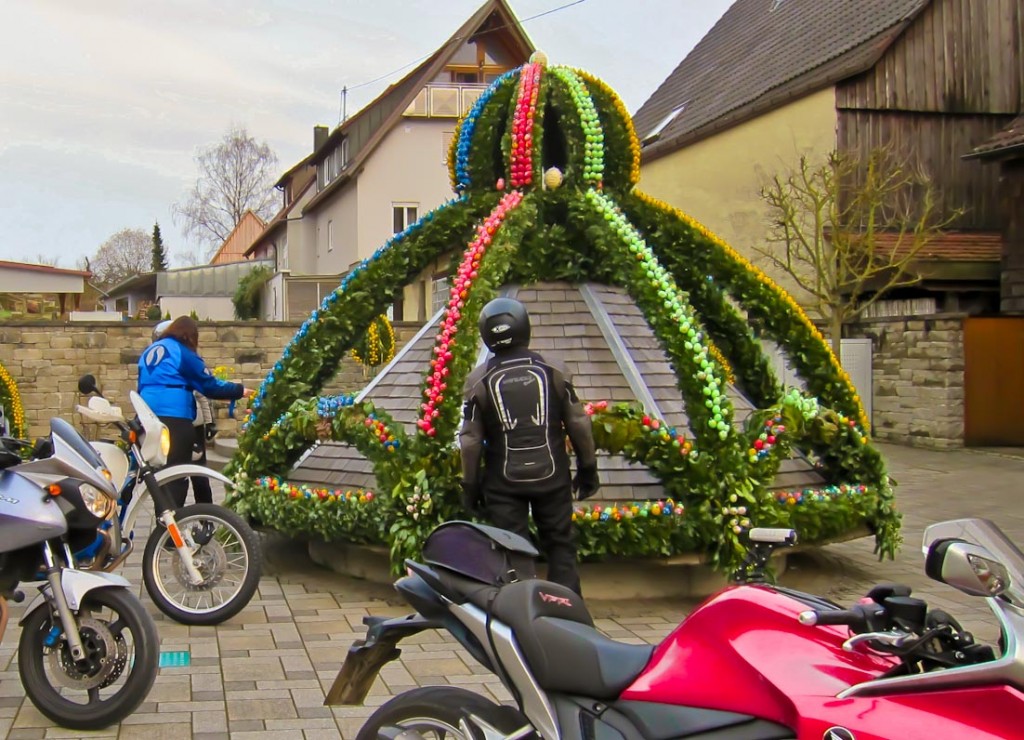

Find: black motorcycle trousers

[484,486,582,595]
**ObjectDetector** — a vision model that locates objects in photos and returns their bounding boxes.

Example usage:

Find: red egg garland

[417,190,525,437]
[509,63,542,188]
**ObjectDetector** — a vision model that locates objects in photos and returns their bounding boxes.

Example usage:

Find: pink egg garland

[510,63,543,188]
[418,190,525,436]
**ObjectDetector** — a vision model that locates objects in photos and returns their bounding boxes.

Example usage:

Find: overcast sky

[0,0,733,268]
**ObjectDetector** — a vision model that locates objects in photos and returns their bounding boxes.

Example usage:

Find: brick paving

[2,442,1022,738]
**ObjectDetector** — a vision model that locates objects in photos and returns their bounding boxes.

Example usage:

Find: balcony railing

[404,83,488,118]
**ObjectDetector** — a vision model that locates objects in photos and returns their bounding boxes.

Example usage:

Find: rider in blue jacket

[138,316,250,507]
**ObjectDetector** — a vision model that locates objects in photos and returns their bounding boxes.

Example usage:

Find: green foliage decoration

[229,58,900,573]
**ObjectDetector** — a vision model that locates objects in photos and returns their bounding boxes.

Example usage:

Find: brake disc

[46,616,127,690]
[172,538,228,589]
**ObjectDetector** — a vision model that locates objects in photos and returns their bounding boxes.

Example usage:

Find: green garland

[231,58,900,572]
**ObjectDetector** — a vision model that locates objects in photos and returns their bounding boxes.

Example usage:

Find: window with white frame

[431,275,449,315]
[327,220,334,252]
[393,203,418,234]
[340,138,349,169]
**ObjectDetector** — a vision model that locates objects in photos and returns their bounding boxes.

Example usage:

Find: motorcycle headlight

[79,483,115,519]
[160,427,171,457]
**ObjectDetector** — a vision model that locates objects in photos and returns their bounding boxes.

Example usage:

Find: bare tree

[756,148,962,358]
[89,228,152,288]
[34,253,60,267]
[173,125,279,261]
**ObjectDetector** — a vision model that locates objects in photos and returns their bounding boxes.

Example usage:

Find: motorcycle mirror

[77,374,100,396]
[925,538,1011,598]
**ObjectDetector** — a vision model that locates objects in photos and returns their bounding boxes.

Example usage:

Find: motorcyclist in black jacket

[459,297,599,595]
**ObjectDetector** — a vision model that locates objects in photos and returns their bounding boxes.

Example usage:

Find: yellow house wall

[637,88,837,301]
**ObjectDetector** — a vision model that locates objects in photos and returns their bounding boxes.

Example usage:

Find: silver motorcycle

[75,374,262,625]
[0,417,159,730]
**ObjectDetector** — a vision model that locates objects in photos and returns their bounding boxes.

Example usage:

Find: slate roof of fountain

[289,281,823,498]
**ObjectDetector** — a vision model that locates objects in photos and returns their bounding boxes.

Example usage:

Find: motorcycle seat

[490,579,654,700]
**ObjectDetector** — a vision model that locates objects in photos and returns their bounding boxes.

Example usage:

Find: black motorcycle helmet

[478,297,530,352]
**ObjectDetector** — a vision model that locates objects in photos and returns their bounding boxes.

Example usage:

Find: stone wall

[848,315,965,449]
[0,321,419,439]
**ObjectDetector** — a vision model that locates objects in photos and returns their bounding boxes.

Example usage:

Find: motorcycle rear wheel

[356,686,533,740]
[18,586,158,730]
[142,502,262,625]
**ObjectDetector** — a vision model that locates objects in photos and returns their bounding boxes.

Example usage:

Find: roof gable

[302,0,534,213]
[967,114,1024,160]
[634,0,930,160]
[209,210,266,265]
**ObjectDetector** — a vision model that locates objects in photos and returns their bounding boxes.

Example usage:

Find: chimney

[313,125,328,153]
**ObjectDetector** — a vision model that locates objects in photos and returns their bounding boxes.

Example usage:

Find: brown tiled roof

[967,115,1024,160]
[301,0,534,215]
[290,282,823,499]
[633,0,929,161]
[0,260,91,278]
[875,231,1003,262]
[244,178,314,258]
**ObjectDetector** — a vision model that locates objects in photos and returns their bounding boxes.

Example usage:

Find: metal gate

[964,317,1024,446]
[763,338,874,426]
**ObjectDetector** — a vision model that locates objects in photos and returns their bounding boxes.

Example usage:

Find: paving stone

[5,729,44,740]
[192,709,229,734]
[227,720,266,732]
[121,711,194,725]
[117,724,192,739]
[303,730,344,740]
[227,698,298,721]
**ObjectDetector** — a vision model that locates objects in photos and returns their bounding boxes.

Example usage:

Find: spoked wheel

[356,686,533,740]
[142,502,262,625]
[18,586,158,730]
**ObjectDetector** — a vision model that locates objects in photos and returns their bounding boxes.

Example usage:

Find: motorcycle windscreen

[923,518,1024,608]
[0,470,67,552]
[49,417,118,497]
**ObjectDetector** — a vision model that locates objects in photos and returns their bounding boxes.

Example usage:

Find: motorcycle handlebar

[798,604,885,629]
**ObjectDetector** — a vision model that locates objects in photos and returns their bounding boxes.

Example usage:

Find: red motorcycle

[327,518,1024,740]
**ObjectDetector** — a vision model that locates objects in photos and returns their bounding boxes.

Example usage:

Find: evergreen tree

[151,221,169,272]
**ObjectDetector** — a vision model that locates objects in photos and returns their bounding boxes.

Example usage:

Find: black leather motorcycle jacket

[460,349,597,496]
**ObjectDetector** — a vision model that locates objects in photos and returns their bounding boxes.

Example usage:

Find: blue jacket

[138,337,244,419]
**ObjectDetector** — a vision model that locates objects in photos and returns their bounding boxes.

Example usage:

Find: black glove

[572,465,600,501]
[460,482,483,515]
[204,424,219,441]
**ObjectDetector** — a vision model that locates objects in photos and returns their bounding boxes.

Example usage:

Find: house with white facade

[246,0,534,321]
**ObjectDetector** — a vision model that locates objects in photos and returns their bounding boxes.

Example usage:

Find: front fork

[42,542,87,661]
[140,467,205,586]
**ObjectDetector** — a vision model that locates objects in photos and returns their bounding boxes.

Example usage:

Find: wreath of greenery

[227,56,901,573]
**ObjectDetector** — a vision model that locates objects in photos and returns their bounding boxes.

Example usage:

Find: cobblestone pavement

[2,443,1022,739]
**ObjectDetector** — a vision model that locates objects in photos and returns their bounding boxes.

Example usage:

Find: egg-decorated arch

[228,55,900,572]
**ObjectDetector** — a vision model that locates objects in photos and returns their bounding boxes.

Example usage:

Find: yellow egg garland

[0,361,26,439]
[351,314,397,369]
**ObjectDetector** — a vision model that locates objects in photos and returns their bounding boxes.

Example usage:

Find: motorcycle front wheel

[356,686,534,740]
[142,502,262,625]
[18,585,159,730]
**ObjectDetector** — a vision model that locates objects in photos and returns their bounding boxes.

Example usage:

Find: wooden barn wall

[837,111,1015,230]
[837,0,1023,114]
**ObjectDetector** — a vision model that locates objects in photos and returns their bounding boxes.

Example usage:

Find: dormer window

[318,138,350,191]
[643,104,686,145]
